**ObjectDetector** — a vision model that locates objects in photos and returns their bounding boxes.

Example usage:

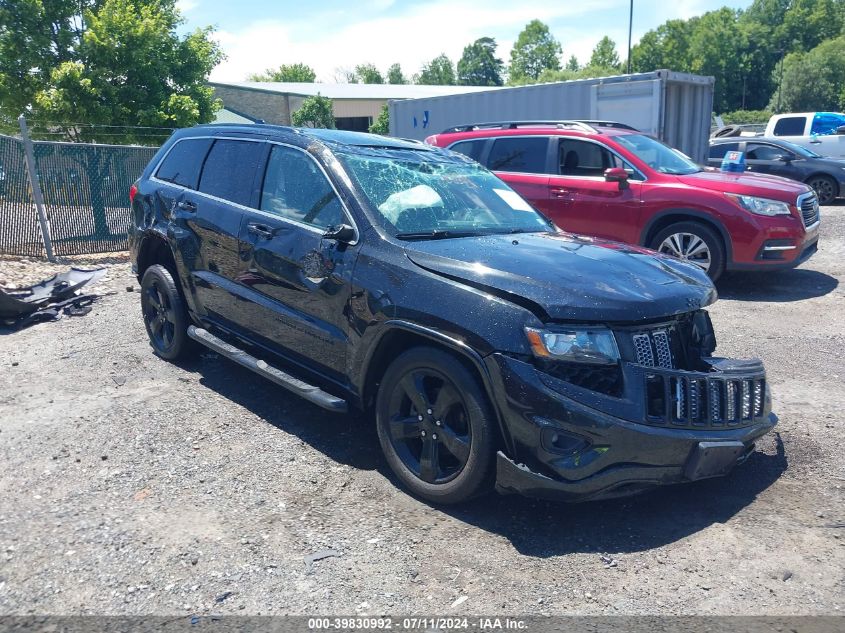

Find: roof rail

[573,120,639,131]
[440,120,600,134]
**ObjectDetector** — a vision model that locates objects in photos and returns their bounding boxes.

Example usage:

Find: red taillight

[129,184,138,204]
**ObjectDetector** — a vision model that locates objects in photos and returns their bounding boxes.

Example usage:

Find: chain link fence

[0,131,160,258]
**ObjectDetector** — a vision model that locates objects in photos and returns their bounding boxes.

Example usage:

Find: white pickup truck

[764,112,845,158]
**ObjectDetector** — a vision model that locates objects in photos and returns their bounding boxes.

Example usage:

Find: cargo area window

[260,145,345,229]
[198,140,265,206]
[487,137,548,173]
[448,140,486,162]
[155,138,213,189]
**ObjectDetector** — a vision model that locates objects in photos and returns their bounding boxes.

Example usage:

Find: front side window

[198,140,265,206]
[746,144,788,161]
[559,139,627,177]
[613,134,700,175]
[773,117,806,136]
[260,145,345,229]
[487,137,548,173]
[156,138,213,189]
[338,149,553,237]
[810,112,845,136]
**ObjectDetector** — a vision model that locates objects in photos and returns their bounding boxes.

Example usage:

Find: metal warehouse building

[210,82,497,132]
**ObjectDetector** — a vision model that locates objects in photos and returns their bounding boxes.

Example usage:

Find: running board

[187,326,347,413]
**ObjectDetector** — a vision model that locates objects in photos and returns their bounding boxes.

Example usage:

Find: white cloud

[209,0,617,82]
[208,0,746,82]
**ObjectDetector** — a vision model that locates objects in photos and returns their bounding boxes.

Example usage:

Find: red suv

[425,121,820,280]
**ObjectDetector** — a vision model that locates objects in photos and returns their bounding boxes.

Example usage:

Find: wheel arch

[137,231,178,280]
[358,321,514,454]
[640,210,733,264]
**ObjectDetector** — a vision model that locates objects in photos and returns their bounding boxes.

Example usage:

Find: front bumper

[485,353,777,502]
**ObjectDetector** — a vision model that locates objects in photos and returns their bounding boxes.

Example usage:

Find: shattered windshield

[338,149,553,239]
[614,134,701,175]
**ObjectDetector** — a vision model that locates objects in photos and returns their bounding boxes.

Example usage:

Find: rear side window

[708,142,739,159]
[260,145,345,230]
[448,139,486,162]
[198,140,265,206]
[155,138,213,189]
[487,137,548,173]
[773,117,806,136]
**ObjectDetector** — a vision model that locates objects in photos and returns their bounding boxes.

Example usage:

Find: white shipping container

[389,70,715,163]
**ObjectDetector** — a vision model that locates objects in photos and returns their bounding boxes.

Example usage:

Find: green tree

[291,94,335,128]
[248,63,316,82]
[355,63,384,84]
[0,0,222,135]
[565,55,580,71]
[0,0,222,236]
[589,36,620,70]
[508,20,562,82]
[456,36,504,86]
[386,63,407,84]
[769,36,845,111]
[369,103,390,135]
[417,54,455,85]
[631,18,697,73]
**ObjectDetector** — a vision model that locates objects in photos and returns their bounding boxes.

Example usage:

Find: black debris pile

[0,268,107,331]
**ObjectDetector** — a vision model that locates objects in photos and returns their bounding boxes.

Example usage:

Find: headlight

[525,327,620,365]
[725,193,791,216]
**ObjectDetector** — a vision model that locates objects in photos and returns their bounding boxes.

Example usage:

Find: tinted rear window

[448,139,486,162]
[773,117,806,136]
[155,138,213,189]
[709,142,740,159]
[487,137,548,173]
[198,140,265,206]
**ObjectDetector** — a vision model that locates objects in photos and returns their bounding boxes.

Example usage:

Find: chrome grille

[798,192,819,227]
[632,330,674,369]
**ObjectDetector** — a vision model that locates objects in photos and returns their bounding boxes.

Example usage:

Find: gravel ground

[0,206,843,616]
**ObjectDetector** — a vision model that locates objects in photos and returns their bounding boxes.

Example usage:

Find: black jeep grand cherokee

[129,124,776,504]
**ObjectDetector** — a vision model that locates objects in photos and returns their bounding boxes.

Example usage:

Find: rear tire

[375,347,495,504]
[650,221,726,282]
[140,264,194,360]
[806,175,837,205]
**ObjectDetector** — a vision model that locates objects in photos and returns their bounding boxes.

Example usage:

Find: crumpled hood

[404,232,717,322]
[679,170,812,201]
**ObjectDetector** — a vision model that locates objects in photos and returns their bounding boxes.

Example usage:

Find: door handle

[176,199,197,212]
[247,222,274,238]
[809,140,821,144]
[550,187,572,199]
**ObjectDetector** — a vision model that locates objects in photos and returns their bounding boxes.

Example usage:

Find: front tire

[375,347,495,504]
[806,175,837,205]
[650,221,726,282]
[140,264,193,360]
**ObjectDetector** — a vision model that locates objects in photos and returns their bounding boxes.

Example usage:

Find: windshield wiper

[395,230,483,240]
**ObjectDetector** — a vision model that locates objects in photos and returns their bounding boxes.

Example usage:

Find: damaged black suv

[129,125,776,504]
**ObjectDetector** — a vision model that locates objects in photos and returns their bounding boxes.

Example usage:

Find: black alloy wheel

[140,264,193,360]
[376,347,495,504]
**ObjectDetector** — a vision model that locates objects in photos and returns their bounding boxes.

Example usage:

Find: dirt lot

[0,206,843,616]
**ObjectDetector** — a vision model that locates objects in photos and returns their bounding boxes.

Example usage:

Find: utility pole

[627,0,634,74]
[18,114,55,262]
[776,51,785,113]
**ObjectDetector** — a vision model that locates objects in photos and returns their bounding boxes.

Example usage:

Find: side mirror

[776,154,794,163]
[604,167,630,190]
[836,125,845,135]
[322,223,356,243]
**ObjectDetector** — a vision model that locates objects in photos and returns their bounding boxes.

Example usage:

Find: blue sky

[177,0,753,82]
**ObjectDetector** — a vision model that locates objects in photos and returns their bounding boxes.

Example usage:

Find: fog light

[540,427,590,455]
